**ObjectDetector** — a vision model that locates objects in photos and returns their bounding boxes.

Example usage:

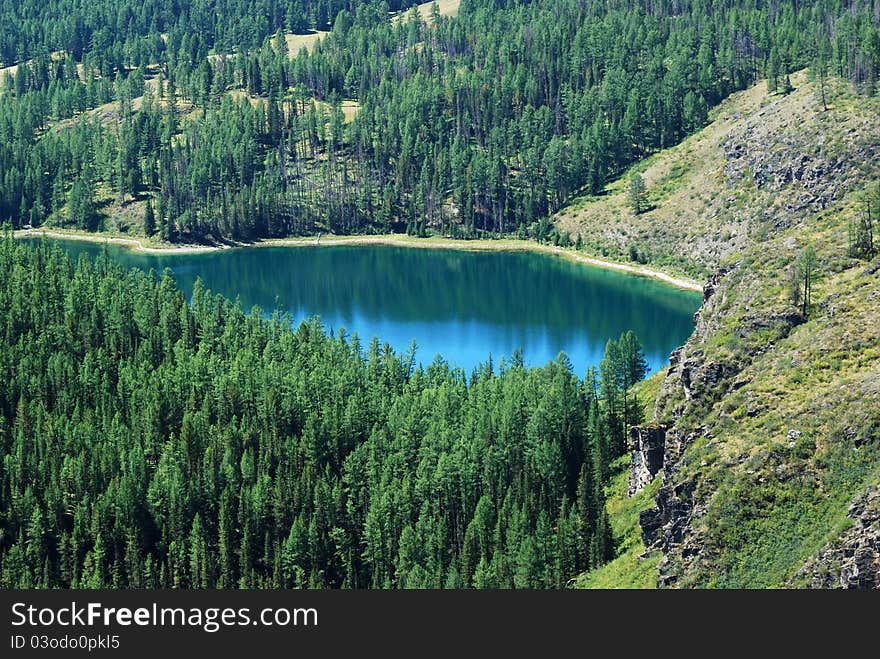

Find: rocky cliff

[789,485,880,589]
[580,72,880,588]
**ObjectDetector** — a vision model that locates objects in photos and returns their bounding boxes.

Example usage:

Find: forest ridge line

[3,1,877,256]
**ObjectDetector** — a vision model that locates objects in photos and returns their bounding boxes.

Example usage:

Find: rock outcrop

[609,74,880,589]
[636,426,708,587]
[721,89,879,213]
[789,486,880,589]
[628,425,666,496]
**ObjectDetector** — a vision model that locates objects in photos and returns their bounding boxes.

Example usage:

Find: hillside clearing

[285,31,330,57]
[391,0,461,26]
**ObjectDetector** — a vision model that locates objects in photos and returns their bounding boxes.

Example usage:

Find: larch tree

[629,172,647,215]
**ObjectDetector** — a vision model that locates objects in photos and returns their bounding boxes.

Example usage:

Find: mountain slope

[567,71,880,588]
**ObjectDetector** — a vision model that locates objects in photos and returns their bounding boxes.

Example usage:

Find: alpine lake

[27,238,702,375]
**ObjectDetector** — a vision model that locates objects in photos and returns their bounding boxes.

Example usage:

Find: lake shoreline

[13,228,704,293]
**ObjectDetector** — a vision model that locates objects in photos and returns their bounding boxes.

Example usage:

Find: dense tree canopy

[1,1,878,242]
[0,236,652,588]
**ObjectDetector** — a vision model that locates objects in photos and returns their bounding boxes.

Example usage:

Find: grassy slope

[576,465,661,589]
[391,0,461,26]
[577,371,667,589]
[557,71,807,280]
[572,72,880,587]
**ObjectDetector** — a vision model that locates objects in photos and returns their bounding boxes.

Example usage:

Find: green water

[27,238,702,373]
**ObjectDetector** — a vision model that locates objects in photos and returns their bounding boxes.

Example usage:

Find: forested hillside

[2,0,880,592]
[0,235,655,588]
[2,1,878,242]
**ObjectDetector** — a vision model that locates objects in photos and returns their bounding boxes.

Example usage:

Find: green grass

[576,457,661,589]
[572,72,880,588]
[576,372,668,589]
[705,440,880,588]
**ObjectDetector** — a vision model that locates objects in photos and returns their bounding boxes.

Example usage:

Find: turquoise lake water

[28,238,702,374]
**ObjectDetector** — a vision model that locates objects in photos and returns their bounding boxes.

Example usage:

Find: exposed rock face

[640,481,695,548]
[680,357,731,401]
[636,263,808,586]
[789,486,880,589]
[721,92,879,213]
[654,267,733,420]
[637,426,708,587]
[616,76,880,588]
[628,425,666,496]
[634,270,730,575]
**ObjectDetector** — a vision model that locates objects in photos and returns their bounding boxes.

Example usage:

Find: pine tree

[68,174,97,231]
[848,185,877,259]
[576,461,597,566]
[589,506,615,567]
[629,173,647,215]
[618,330,649,431]
[143,198,156,236]
[767,48,780,94]
[787,262,802,310]
[812,34,831,111]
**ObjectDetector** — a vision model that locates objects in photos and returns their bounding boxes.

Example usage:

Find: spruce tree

[143,198,156,236]
[619,330,649,430]
[68,175,97,231]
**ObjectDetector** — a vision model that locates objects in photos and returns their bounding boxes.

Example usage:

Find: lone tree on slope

[629,172,647,215]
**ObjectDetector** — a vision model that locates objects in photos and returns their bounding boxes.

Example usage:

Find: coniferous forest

[0,236,653,588]
[1,1,878,241]
[1,0,880,593]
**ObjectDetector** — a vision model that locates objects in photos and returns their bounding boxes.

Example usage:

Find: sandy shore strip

[14,228,704,292]
[14,228,220,254]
